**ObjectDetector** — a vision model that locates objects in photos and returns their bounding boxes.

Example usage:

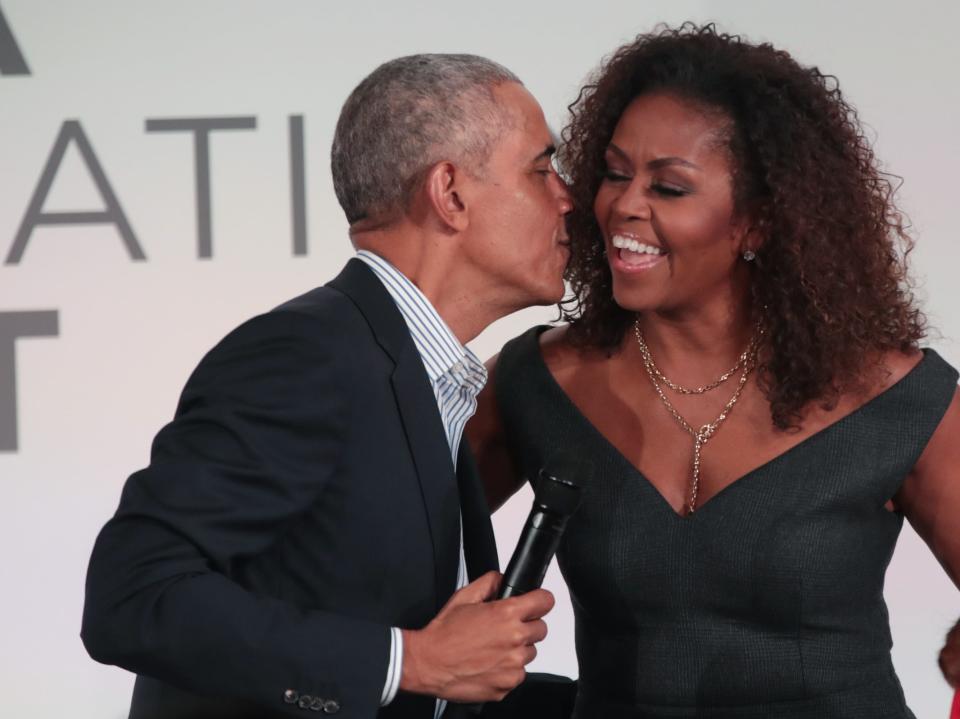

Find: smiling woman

[467,22,960,719]
[595,93,750,316]
[558,24,928,432]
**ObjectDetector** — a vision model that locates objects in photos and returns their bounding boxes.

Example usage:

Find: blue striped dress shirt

[356,251,487,718]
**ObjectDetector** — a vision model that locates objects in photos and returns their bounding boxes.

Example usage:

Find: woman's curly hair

[558,22,926,430]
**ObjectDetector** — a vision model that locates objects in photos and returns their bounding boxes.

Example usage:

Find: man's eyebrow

[605,143,701,171]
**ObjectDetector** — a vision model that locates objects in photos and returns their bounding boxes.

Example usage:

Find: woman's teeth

[611,235,664,255]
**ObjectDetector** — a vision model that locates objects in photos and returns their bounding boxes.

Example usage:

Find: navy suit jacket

[82,259,500,719]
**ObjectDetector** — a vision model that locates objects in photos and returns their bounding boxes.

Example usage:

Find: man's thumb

[446,570,501,607]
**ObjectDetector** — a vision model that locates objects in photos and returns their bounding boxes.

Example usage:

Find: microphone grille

[534,467,583,518]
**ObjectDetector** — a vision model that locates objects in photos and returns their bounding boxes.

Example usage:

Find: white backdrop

[1,1,958,717]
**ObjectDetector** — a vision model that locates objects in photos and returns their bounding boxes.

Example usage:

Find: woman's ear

[736,208,767,259]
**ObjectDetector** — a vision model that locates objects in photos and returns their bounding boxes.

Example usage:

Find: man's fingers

[494,668,527,692]
[416,577,553,703]
[447,570,502,607]
[522,618,548,644]
[518,644,538,665]
[501,588,555,620]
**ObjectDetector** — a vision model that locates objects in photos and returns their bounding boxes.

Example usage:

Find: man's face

[460,82,573,311]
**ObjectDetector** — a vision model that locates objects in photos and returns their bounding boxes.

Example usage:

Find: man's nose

[555,175,573,215]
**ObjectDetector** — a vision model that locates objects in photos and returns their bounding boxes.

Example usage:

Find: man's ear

[424,161,469,233]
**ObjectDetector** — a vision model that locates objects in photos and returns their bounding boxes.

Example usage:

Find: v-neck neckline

[525,326,929,521]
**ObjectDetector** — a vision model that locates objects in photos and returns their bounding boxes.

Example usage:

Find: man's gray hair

[331,53,521,224]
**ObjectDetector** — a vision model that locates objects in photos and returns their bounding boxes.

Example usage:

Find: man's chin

[537,280,568,307]
[508,277,566,312]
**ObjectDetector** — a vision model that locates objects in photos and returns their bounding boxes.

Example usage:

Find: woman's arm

[896,386,960,685]
[467,354,526,512]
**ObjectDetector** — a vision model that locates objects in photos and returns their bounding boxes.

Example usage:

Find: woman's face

[594,92,751,315]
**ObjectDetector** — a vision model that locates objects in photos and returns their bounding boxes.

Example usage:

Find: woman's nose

[611,182,652,221]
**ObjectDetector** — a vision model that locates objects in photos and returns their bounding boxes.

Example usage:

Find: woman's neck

[630,304,758,386]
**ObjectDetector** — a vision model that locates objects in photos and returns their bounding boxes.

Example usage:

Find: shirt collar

[355,251,487,390]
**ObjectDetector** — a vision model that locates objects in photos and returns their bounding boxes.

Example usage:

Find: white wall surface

[1,1,957,717]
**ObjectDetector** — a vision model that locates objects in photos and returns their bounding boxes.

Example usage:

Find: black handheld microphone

[462,464,585,715]
[498,468,583,599]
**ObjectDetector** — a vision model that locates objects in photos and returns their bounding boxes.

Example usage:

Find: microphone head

[534,456,586,518]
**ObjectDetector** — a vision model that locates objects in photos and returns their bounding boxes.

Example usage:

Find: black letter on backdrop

[145,116,257,259]
[289,115,308,256]
[6,121,145,264]
[0,4,30,76]
[0,311,58,452]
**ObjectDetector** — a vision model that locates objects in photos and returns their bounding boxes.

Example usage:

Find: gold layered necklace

[632,319,761,515]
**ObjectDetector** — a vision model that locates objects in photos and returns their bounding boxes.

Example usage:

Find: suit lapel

[392,345,460,609]
[328,259,460,610]
[456,442,499,579]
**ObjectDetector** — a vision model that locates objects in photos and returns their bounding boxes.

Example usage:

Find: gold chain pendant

[633,319,760,514]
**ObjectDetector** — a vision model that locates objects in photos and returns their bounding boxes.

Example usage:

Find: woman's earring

[742,249,756,262]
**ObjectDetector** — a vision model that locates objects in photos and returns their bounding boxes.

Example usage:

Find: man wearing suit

[81,54,573,718]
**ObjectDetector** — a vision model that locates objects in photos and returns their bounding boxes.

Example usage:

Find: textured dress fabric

[495,327,958,719]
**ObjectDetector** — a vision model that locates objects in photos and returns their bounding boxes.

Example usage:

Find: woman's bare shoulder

[838,348,925,408]
[539,325,611,383]
[880,347,925,389]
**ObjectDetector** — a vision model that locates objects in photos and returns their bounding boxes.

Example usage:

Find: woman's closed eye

[602,168,631,182]
[652,182,688,197]
[601,170,689,198]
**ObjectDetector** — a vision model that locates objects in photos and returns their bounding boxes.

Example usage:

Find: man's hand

[940,618,960,688]
[400,571,554,702]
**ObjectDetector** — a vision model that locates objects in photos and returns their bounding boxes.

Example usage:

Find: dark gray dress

[495,327,958,718]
